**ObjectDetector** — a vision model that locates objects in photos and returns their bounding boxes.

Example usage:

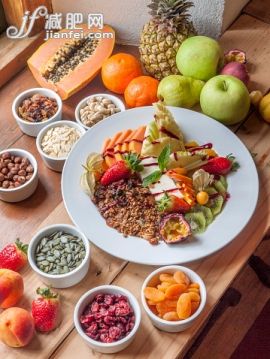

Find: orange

[101,53,142,94]
[124,76,159,108]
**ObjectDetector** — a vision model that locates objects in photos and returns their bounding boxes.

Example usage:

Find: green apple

[176,36,224,81]
[157,75,205,108]
[200,75,250,125]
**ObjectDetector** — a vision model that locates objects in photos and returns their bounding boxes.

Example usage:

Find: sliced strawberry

[202,154,239,175]
[100,153,143,186]
[31,287,61,333]
[157,194,191,213]
[0,239,28,272]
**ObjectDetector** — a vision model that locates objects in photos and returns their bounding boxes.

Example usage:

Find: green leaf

[142,170,162,187]
[124,153,143,172]
[158,145,171,172]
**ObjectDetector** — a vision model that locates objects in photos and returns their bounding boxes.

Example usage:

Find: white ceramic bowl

[36,120,85,172]
[75,93,125,131]
[141,265,207,333]
[0,148,38,203]
[74,285,141,354]
[12,88,62,137]
[28,224,90,288]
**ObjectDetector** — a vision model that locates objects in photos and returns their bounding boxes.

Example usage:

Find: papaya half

[28,24,115,99]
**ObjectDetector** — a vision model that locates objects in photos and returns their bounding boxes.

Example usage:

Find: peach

[0,307,34,347]
[0,268,24,308]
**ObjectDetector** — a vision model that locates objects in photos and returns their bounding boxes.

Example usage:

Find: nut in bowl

[12,88,62,137]
[28,224,90,288]
[141,266,206,332]
[0,149,38,203]
[74,285,141,354]
[75,93,125,131]
[36,120,85,172]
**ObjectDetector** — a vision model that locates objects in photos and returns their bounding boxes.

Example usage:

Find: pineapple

[139,0,196,80]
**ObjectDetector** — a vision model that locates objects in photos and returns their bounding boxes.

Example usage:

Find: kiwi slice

[214,180,227,195]
[185,212,206,234]
[205,186,218,195]
[219,175,228,190]
[207,195,224,216]
[198,205,214,226]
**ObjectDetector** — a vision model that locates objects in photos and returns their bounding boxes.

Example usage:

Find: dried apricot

[157,282,171,292]
[159,273,176,284]
[147,300,157,306]
[163,311,180,321]
[165,283,187,299]
[149,305,159,315]
[189,283,200,289]
[156,299,177,316]
[191,301,200,315]
[177,293,192,319]
[173,271,190,286]
[188,292,201,302]
[144,287,165,303]
[187,287,200,294]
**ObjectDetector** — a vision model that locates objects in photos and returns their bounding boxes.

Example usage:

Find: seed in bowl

[41,125,81,158]
[80,293,135,343]
[144,270,201,321]
[35,231,85,274]
[80,96,121,128]
[0,152,34,189]
[18,94,58,123]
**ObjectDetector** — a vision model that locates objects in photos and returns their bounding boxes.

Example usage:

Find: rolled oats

[41,125,81,158]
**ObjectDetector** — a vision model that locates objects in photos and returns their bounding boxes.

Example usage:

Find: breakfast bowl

[141,265,207,333]
[12,87,62,137]
[74,285,141,354]
[0,148,38,203]
[36,120,85,172]
[75,93,125,131]
[28,224,90,288]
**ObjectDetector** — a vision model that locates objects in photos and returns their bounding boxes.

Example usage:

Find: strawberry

[0,239,28,271]
[100,153,143,186]
[31,287,61,333]
[157,193,191,213]
[202,154,240,175]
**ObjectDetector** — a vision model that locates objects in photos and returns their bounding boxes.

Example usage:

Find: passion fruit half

[224,49,247,64]
[160,213,191,244]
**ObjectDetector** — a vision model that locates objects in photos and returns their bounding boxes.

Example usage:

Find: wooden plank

[0,32,44,88]
[0,202,126,359]
[188,239,270,359]
[52,111,270,359]
[219,14,270,93]
[244,0,270,25]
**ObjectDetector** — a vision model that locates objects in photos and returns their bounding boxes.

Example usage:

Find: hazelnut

[21,157,30,165]
[26,174,33,181]
[26,165,34,173]
[14,181,21,188]
[19,163,27,170]
[18,176,26,184]
[7,162,15,169]
[4,159,11,165]
[10,168,18,175]
[2,152,11,160]
[2,180,10,188]
[18,170,26,176]
[1,168,8,175]
[6,172,14,180]
[13,175,19,181]
[10,155,15,161]
[14,156,22,164]
[0,173,4,182]
[14,164,20,170]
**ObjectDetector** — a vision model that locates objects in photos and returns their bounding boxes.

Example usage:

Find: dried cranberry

[100,333,114,343]
[104,294,114,305]
[91,301,99,313]
[109,326,122,340]
[95,294,104,303]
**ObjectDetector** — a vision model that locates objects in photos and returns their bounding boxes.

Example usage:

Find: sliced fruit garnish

[157,193,191,213]
[185,212,206,234]
[160,213,191,244]
[206,194,224,216]
[80,153,105,197]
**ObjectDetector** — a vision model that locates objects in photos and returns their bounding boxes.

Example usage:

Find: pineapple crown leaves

[226,153,240,172]
[123,153,144,173]
[15,238,28,254]
[148,0,194,21]
[157,193,171,211]
[36,286,59,299]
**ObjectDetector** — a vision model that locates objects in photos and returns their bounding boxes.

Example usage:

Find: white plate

[62,106,259,265]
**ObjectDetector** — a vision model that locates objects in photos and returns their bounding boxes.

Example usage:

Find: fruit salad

[81,101,239,245]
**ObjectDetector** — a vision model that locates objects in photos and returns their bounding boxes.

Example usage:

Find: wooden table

[0,13,270,359]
